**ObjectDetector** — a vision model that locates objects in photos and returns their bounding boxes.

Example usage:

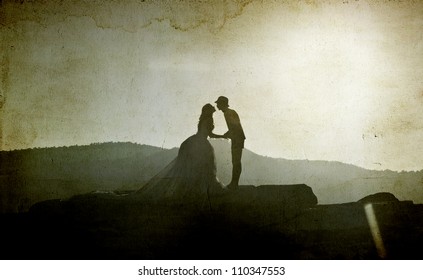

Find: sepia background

[1,0,423,172]
[2,0,423,260]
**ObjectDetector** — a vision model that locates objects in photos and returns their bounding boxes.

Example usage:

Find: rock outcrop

[358,192,400,204]
[2,185,423,260]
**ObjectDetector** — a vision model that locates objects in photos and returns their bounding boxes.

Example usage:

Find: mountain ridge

[2,141,418,173]
[1,141,422,213]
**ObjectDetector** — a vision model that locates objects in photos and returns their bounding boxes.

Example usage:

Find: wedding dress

[137,116,223,208]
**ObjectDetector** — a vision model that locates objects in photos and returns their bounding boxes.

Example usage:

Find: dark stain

[0,55,9,93]
[0,94,5,109]
[0,54,9,111]
[0,0,255,33]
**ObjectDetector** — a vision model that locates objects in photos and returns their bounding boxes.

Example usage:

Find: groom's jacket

[223,108,246,142]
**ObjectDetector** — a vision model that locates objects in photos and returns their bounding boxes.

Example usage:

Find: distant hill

[210,139,423,205]
[0,142,177,213]
[1,141,422,213]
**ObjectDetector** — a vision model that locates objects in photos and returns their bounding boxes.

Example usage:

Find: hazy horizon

[2,139,421,174]
[1,0,422,172]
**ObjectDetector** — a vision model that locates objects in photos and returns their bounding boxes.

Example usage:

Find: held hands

[210,133,229,139]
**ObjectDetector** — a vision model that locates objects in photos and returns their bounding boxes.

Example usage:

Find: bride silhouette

[137,103,225,209]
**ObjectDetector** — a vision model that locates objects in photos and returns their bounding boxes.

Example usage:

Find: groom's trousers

[231,139,244,186]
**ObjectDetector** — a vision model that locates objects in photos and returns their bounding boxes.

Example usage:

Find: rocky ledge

[1,185,422,260]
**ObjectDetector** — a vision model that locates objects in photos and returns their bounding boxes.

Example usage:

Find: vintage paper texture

[1,0,423,171]
[1,0,423,260]
[1,0,423,205]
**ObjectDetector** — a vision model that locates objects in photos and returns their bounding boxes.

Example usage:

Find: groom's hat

[215,96,229,106]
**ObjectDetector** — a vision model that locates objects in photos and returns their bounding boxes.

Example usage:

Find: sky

[1,0,422,172]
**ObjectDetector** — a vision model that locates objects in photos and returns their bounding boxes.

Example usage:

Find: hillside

[0,142,177,213]
[211,139,422,204]
[1,141,422,213]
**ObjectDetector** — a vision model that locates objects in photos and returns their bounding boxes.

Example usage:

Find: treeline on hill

[0,142,177,213]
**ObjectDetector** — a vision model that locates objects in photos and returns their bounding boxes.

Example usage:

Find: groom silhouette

[215,96,246,190]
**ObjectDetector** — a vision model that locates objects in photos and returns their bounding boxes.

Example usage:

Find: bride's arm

[205,117,228,139]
